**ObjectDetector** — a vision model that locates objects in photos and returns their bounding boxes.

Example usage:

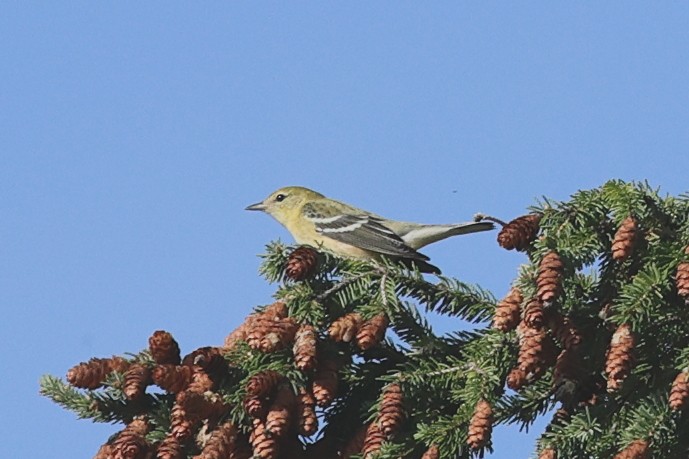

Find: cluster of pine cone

[68,330,235,459]
[221,294,409,459]
[63,249,421,459]
[496,214,679,394]
[493,246,582,396]
[497,213,689,459]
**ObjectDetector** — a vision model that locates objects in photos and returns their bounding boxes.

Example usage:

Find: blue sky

[2,3,689,458]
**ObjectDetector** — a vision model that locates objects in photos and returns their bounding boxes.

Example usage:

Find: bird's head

[245,186,325,225]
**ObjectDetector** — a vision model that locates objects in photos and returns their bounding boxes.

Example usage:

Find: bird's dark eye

[275,194,286,202]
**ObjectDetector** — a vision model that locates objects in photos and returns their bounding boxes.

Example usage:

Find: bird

[245,186,494,274]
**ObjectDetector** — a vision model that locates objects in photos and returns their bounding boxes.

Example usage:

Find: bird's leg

[473,213,507,227]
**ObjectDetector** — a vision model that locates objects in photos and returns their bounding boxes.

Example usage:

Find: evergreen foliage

[41,180,689,458]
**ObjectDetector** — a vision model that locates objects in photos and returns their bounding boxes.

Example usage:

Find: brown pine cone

[197,421,237,459]
[94,443,113,459]
[256,317,299,352]
[187,369,215,394]
[182,347,225,376]
[539,447,557,459]
[421,445,439,459]
[123,363,151,399]
[224,302,288,351]
[245,317,276,351]
[247,316,299,353]
[669,370,689,410]
[312,359,339,407]
[341,425,368,459]
[293,325,318,371]
[547,312,582,350]
[285,246,319,281]
[467,399,493,450]
[377,383,405,437]
[261,301,289,319]
[111,418,150,459]
[493,287,523,332]
[676,254,689,301]
[537,251,564,304]
[149,330,181,365]
[177,390,229,421]
[266,386,296,438]
[250,419,278,459]
[506,367,528,390]
[67,356,129,389]
[362,423,385,459]
[523,298,545,328]
[296,388,318,437]
[605,324,636,392]
[613,439,650,459]
[552,349,581,389]
[152,364,196,393]
[155,434,182,459]
[244,396,268,419]
[223,321,250,351]
[497,214,542,251]
[356,314,389,350]
[328,313,363,343]
[170,401,195,440]
[515,323,557,384]
[246,370,283,397]
[238,302,291,350]
[612,216,638,261]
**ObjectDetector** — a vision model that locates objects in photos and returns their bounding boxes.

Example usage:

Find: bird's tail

[403,221,495,249]
[445,221,495,237]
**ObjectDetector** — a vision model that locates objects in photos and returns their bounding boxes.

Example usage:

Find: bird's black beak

[245,202,267,211]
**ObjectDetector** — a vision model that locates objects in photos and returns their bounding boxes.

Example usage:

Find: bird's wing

[303,202,430,261]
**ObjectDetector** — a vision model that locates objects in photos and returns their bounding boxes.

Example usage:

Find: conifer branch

[41,180,689,459]
[313,270,374,303]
